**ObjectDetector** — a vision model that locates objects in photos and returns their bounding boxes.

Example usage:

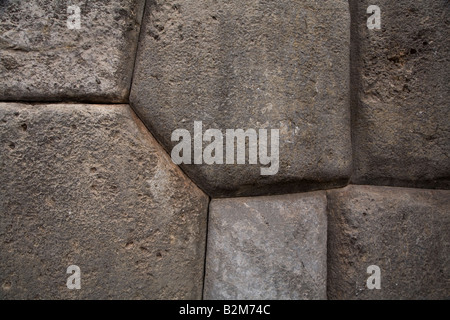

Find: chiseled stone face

[131,0,352,197]
[351,0,450,189]
[204,192,327,300]
[0,103,208,299]
[0,0,145,102]
[327,185,450,300]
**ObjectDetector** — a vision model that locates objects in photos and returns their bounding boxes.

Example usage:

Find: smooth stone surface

[0,0,145,102]
[351,0,450,189]
[327,185,450,299]
[0,102,208,299]
[131,0,352,197]
[204,192,327,300]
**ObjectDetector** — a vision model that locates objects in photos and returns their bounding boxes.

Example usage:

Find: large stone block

[131,0,352,197]
[0,0,145,102]
[351,0,450,188]
[204,192,327,299]
[327,185,450,299]
[0,103,208,299]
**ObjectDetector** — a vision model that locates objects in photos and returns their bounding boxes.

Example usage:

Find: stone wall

[1,0,448,299]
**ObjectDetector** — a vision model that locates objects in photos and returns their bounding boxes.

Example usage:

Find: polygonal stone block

[0,0,145,102]
[204,192,327,299]
[327,185,450,299]
[0,103,208,299]
[131,0,352,197]
[351,0,450,188]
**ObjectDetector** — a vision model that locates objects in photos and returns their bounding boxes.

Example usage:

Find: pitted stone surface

[0,102,208,299]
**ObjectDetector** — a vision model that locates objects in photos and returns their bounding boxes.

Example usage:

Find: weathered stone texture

[0,103,208,299]
[0,0,145,102]
[131,0,352,197]
[327,185,450,299]
[204,192,327,300]
[351,0,450,188]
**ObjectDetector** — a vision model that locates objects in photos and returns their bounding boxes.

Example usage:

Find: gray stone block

[204,192,327,300]
[0,0,145,102]
[131,0,352,197]
[327,185,450,299]
[0,102,208,299]
[351,0,450,188]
